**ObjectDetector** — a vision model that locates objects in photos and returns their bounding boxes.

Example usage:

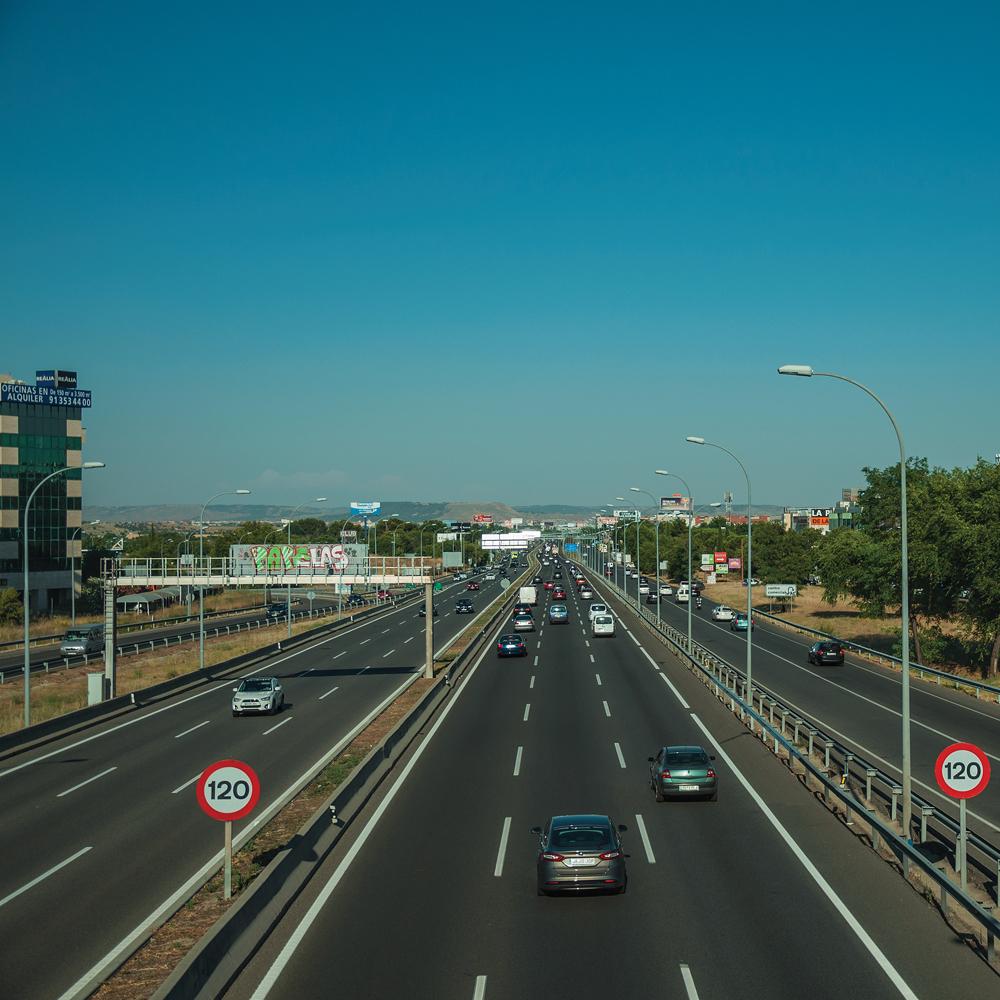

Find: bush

[0,588,23,625]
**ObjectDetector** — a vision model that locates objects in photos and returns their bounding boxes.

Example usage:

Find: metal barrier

[594,571,1000,940]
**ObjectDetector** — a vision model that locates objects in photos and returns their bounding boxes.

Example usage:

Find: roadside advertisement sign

[596,515,617,527]
[436,532,458,542]
[613,509,641,519]
[472,513,494,524]
[715,563,729,575]
[728,557,742,571]
[700,553,714,570]
[350,501,382,517]
[339,530,357,541]
[36,369,78,389]
[714,551,727,564]
[660,494,691,510]
[1,382,92,408]
[230,544,367,574]
[810,516,830,527]
[765,584,798,598]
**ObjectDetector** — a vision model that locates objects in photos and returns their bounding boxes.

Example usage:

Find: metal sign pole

[424,581,434,679]
[224,819,233,900]
[959,798,967,891]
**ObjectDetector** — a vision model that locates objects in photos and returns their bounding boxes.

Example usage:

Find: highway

[0,571,506,1000]
[605,569,1000,838]
[223,558,997,1000]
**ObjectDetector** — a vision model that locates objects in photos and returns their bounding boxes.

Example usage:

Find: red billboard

[714,551,727,564]
[472,513,494,524]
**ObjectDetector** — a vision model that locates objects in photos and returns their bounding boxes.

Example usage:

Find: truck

[519,585,538,606]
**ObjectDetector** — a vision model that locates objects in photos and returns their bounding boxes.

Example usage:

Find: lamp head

[235,489,251,495]
[629,487,640,493]
[777,364,814,377]
[685,437,705,446]
[82,461,105,469]
[654,469,669,476]
[315,497,328,502]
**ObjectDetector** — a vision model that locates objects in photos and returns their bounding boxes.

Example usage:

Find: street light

[686,436,755,714]
[23,461,105,727]
[778,363,914,837]
[615,497,641,605]
[286,498,328,637]
[199,489,251,671]
[630,488,662,624]
[69,519,100,626]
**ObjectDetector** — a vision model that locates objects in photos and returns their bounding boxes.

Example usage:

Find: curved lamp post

[69,519,100,625]
[779,363,913,837]
[630,487,661,623]
[23,461,105,726]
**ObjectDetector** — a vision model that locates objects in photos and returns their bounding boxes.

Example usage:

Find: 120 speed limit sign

[934,742,991,800]
[196,759,261,821]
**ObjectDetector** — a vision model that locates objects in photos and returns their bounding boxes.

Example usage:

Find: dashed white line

[333,651,347,659]
[529,675,535,689]
[174,720,209,739]
[614,742,626,768]
[595,673,602,686]
[473,974,488,999]
[602,700,611,718]
[319,685,339,700]
[494,817,512,877]
[0,847,93,910]
[382,628,391,634]
[533,655,539,667]
[172,773,200,795]
[513,746,523,776]
[523,703,531,722]
[634,812,656,863]
[680,964,701,1000]
[403,636,414,643]
[382,649,396,658]
[262,716,293,736]
[584,639,590,647]
[589,653,595,663]
[56,766,117,798]
[359,638,370,645]
[357,665,370,675]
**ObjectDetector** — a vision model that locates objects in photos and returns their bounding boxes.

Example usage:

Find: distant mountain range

[84,500,786,524]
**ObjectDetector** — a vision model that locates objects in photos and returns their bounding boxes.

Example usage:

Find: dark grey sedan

[648,745,717,801]
[531,815,628,895]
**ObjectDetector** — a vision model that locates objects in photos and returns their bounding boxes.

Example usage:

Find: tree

[0,588,23,626]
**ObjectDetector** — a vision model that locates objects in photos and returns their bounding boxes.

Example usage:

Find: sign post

[934,742,991,890]
[196,759,261,899]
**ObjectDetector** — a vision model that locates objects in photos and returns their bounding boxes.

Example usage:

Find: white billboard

[481,531,537,550]
[436,532,458,542]
[765,584,798,598]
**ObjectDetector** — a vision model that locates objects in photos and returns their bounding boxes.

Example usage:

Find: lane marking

[382,649,396,658]
[639,647,662,672]
[533,655,539,667]
[172,773,199,795]
[359,638,370,645]
[584,640,590,647]
[319,686,339,700]
[628,632,642,647]
[595,673,602,686]
[659,672,691,709]
[0,846,93,911]
[473,974,487,1000]
[689,712,917,999]
[357,665,370,675]
[297,666,315,677]
[174,720,209,739]
[536,640,542,649]
[523,703,531,722]
[56,766,117,798]
[494,817,512,877]
[680,964,700,1000]
[382,628,391,634]
[602,700,611,718]
[589,653,595,663]
[262,716,293,736]
[403,636,414,644]
[529,675,535,689]
[513,746,523,777]
[634,812,656,863]
[333,651,347,659]
[614,742,626,768]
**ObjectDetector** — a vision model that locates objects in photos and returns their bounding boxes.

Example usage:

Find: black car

[455,599,475,614]
[346,594,366,608]
[496,634,527,657]
[533,576,543,586]
[418,605,439,617]
[808,640,845,665]
[265,603,287,618]
[644,592,659,605]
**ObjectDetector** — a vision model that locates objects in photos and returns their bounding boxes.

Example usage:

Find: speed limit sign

[196,759,261,821]
[934,742,991,799]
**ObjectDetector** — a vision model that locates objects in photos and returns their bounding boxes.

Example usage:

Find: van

[676,584,690,604]
[592,614,616,637]
[60,624,104,655]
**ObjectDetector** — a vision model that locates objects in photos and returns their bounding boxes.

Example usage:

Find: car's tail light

[541,852,564,862]
[707,769,716,778]
[660,770,671,778]
[599,850,621,860]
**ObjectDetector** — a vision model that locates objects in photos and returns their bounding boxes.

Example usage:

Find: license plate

[564,857,598,867]
[679,784,700,791]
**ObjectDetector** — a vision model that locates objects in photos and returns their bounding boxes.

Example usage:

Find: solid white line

[589,653,595,663]
[628,632,642,647]
[56,766,117,798]
[494,816,512,877]
[473,974,487,999]
[602,700,611,718]
[174,720,209,739]
[523,703,531,722]
[0,846,93,910]
[529,675,535,689]
[689,712,918,999]
[680,963,700,1000]
[403,636,414,644]
[634,812,656,863]
[172,773,200,795]
[318,686,339,700]
[614,742,626,769]
[262,716,293,736]
[595,673,602,686]
[382,649,395,658]
[659,672,691,709]
[513,746,523,776]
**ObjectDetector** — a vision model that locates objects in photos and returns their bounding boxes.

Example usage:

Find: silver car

[232,676,284,716]
[532,815,628,895]
[513,613,535,632]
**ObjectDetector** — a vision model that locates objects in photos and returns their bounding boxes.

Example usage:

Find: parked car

[548,603,569,623]
[592,614,615,637]
[232,676,284,717]
[730,612,755,632]
[496,634,527,657]
[513,613,535,632]
[531,814,628,895]
[455,599,475,614]
[808,640,845,665]
[648,745,717,801]
[711,605,736,622]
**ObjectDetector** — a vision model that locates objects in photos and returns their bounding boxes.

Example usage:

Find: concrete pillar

[103,575,117,699]
[424,581,434,679]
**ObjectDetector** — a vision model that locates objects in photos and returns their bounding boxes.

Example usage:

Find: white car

[484,572,498,580]
[638,581,650,595]
[592,614,616,637]
[659,584,673,596]
[712,605,736,622]
[588,602,608,621]
[580,586,594,599]
[232,676,284,716]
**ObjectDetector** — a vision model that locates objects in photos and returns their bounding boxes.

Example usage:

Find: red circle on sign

[196,759,261,821]
[934,742,991,800]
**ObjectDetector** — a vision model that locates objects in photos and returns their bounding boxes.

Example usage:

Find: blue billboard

[350,500,382,517]
[1,383,91,408]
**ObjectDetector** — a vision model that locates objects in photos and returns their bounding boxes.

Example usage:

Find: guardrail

[747,606,1000,703]
[593,571,1000,941]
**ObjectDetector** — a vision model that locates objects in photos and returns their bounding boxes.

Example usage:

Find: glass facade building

[0,372,89,611]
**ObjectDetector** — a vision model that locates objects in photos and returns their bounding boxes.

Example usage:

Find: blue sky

[3,2,997,512]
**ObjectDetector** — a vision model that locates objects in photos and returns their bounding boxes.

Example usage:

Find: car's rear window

[666,751,708,766]
[550,826,613,852]
[820,642,841,651]
[594,615,613,625]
